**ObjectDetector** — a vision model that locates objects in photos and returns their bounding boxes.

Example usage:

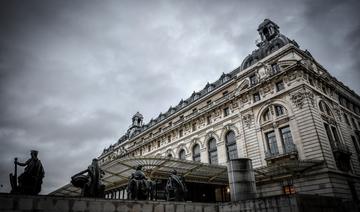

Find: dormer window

[272,64,280,73]
[193,93,199,101]
[170,108,175,114]
[207,85,214,92]
[182,101,187,107]
[258,19,280,42]
[222,75,230,83]
[250,75,257,86]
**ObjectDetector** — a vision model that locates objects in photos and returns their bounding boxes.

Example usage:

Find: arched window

[260,104,296,158]
[225,131,238,160]
[319,101,332,117]
[192,144,201,162]
[208,138,218,164]
[179,149,186,160]
[263,108,270,122]
[319,100,349,171]
[274,105,285,116]
[167,153,173,158]
[260,104,287,125]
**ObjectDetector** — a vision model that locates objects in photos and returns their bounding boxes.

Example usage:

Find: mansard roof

[99,67,240,154]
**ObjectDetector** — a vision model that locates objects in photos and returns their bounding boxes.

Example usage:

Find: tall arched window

[226,131,238,160]
[192,144,201,162]
[208,138,218,164]
[319,100,350,171]
[261,104,287,124]
[319,101,332,117]
[260,104,296,158]
[179,149,186,160]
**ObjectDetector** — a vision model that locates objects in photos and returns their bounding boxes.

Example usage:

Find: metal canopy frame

[254,160,325,180]
[50,156,229,196]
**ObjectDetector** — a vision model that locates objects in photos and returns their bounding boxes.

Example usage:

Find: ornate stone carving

[232,101,239,109]
[242,114,254,128]
[264,63,272,76]
[290,90,314,109]
[332,105,342,121]
[262,84,273,97]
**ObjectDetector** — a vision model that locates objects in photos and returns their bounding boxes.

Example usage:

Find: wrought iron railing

[332,142,351,155]
[265,143,298,160]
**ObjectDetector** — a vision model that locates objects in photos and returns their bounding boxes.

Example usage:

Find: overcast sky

[0,0,359,194]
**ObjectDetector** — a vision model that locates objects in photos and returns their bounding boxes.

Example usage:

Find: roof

[102,69,240,153]
[50,156,229,196]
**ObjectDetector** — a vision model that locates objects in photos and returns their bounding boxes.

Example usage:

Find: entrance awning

[50,156,229,196]
[254,160,325,181]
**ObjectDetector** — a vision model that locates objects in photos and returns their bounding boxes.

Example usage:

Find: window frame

[179,149,186,160]
[208,138,218,164]
[192,144,201,162]
[225,131,238,161]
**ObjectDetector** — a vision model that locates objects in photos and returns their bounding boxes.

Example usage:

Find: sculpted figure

[165,169,187,201]
[127,165,154,200]
[9,150,45,195]
[71,158,105,198]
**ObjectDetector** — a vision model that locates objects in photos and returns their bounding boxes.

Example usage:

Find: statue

[9,150,45,195]
[71,158,105,198]
[165,169,187,201]
[126,165,155,200]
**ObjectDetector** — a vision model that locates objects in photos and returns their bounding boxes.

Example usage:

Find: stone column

[227,158,256,201]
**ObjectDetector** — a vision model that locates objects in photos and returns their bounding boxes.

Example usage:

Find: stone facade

[99,19,360,201]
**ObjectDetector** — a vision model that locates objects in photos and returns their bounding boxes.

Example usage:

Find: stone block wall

[0,193,358,212]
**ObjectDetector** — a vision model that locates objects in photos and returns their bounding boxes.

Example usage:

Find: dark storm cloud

[0,0,359,193]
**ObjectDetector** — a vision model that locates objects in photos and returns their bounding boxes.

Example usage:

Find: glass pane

[193,144,201,161]
[179,149,186,160]
[209,151,218,164]
[266,131,278,154]
[226,131,236,145]
[275,105,284,116]
[208,138,216,150]
[280,126,294,153]
[226,131,238,160]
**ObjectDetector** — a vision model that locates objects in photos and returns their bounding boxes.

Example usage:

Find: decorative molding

[177,144,189,154]
[290,90,314,109]
[220,124,239,140]
[242,113,254,128]
[205,131,220,142]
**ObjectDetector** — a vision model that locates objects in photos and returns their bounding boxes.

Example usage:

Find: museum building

[52,19,360,202]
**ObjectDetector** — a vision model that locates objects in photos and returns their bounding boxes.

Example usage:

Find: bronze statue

[71,158,105,198]
[126,165,155,200]
[165,169,187,201]
[9,150,45,195]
